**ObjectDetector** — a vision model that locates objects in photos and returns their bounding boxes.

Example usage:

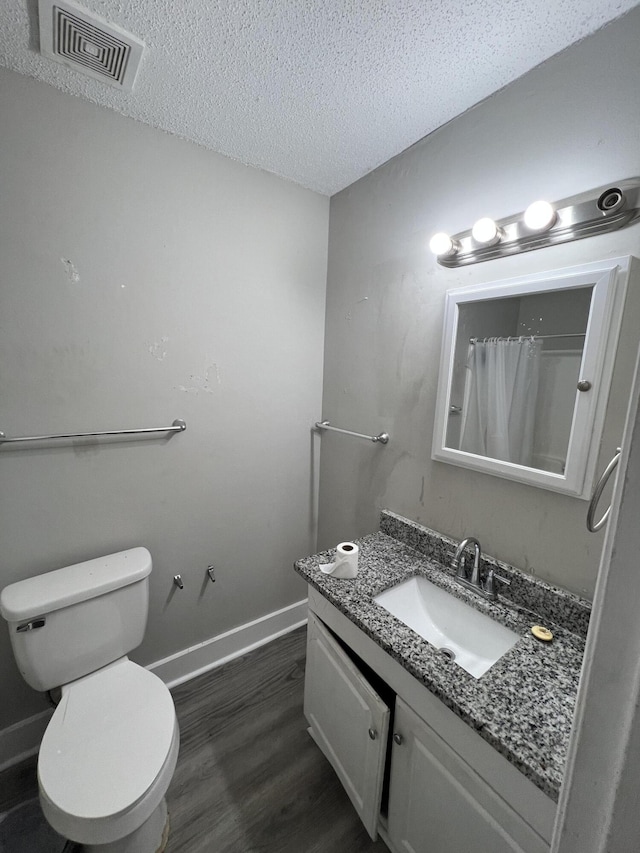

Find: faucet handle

[484,569,511,598]
[453,554,467,579]
[469,551,481,587]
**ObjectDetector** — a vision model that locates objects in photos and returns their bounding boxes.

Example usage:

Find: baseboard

[0,598,308,771]
[0,709,52,773]
[378,823,396,852]
[150,598,308,688]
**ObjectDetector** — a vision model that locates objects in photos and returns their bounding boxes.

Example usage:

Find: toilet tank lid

[0,548,152,622]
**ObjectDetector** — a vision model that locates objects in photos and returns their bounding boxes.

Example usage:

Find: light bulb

[471,217,501,246]
[524,200,556,232]
[429,232,457,257]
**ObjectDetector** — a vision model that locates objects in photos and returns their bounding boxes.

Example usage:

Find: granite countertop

[294,511,589,803]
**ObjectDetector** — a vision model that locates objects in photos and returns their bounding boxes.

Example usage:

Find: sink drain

[439,647,456,661]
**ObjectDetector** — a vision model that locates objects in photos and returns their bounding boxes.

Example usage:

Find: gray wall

[0,69,328,729]
[319,7,640,598]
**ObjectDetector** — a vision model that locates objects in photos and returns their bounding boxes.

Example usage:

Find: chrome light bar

[431,178,640,268]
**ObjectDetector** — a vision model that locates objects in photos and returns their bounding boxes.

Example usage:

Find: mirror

[432,257,631,497]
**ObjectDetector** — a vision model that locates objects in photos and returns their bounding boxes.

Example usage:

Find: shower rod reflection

[469,333,586,344]
[0,418,187,445]
[315,420,390,445]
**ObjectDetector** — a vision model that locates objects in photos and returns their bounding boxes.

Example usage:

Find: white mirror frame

[432,256,632,498]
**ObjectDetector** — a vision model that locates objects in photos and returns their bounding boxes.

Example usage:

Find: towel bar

[315,420,389,445]
[0,419,187,445]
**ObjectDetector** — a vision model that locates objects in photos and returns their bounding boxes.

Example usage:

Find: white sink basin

[373,575,519,678]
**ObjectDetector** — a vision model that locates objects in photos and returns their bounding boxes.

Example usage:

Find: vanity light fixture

[430,178,640,267]
[471,217,502,246]
[428,232,459,257]
[523,200,556,232]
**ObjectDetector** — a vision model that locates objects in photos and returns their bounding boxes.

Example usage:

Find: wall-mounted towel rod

[0,418,186,445]
[315,420,389,445]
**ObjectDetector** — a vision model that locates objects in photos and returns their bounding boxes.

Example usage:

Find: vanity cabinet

[304,588,555,853]
[387,699,549,853]
[304,611,389,839]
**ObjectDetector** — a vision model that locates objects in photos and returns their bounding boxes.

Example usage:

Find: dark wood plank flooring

[0,626,388,852]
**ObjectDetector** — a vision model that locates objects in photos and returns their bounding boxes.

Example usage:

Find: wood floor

[0,626,389,852]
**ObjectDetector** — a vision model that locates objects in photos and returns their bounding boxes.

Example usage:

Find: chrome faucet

[452,536,512,601]
[451,537,482,587]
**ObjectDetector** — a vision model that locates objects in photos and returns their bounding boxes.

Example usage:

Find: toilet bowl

[0,548,180,853]
[39,659,178,850]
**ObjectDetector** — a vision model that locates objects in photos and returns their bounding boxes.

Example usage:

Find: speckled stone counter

[294,511,590,802]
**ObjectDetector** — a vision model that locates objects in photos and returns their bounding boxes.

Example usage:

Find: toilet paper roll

[319,542,359,578]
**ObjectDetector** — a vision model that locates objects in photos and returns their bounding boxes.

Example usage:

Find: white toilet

[0,548,179,853]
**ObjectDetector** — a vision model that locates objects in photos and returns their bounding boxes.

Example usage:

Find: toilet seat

[38,658,179,845]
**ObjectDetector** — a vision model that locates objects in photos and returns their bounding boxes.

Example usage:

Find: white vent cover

[38,0,144,92]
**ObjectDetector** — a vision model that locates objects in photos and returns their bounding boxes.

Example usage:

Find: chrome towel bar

[315,420,389,445]
[0,418,187,445]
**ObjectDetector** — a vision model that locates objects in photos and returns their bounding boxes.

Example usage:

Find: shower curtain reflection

[460,338,543,466]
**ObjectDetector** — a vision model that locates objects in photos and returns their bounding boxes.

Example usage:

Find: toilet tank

[0,548,152,692]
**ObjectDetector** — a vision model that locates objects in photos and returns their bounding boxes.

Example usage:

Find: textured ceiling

[1,0,638,194]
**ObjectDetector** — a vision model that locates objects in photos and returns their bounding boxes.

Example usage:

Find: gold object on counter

[531,625,554,642]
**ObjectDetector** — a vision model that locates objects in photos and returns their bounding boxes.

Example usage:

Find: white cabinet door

[388,699,549,853]
[304,611,390,840]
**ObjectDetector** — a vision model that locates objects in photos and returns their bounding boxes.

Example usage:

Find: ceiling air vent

[38,0,144,92]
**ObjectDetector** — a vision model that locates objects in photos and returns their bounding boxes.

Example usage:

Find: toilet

[0,548,179,853]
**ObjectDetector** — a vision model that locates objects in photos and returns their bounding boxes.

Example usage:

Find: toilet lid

[38,659,176,821]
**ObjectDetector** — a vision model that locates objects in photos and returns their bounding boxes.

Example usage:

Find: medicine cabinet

[431,257,632,498]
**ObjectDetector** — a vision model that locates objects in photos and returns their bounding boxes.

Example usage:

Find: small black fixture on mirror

[429,178,640,267]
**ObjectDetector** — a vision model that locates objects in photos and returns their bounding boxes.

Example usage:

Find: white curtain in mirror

[460,338,543,466]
